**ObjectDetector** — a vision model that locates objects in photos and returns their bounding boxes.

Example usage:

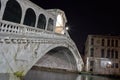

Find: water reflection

[24,70,78,80]
[76,75,119,80]
[24,69,119,80]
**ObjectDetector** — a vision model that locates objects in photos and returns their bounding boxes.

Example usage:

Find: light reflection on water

[23,69,119,80]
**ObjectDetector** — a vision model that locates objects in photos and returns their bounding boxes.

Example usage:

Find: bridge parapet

[0,20,68,39]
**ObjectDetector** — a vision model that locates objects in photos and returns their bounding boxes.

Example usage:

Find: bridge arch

[35,46,78,72]
[37,14,46,29]
[23,8,36,27]
[47,18,54,31]
[2,0,22,23]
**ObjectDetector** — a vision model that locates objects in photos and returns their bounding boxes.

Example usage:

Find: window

[101,49,105,58]
[90,48,94,57]
[106,49,110,58]
[47,18,54,31]
[111,63,114,68]
[115,40,118,47]
[115,63,118,68]
[90,61,94,66]
[102,39,105,46]
[111,49,114,58]
[115,51,118,59]
[55,14,64,34]
[2,0,22,23]
[107,39,110,46]
[111,40,114,47]
[91,38,94,45]
[23,8,36,27]
[37,14,46,29]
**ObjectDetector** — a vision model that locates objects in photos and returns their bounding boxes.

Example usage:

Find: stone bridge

[0,0,84,80]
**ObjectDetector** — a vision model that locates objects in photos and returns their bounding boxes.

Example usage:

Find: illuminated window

[3,0,22,23]
[55,14,64,34]
[23,8,36,27]
[56,14,63,26]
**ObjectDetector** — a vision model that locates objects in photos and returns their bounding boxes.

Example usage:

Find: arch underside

[34,47,78,72]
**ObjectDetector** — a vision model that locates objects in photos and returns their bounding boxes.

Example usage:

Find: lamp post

[65,27,69,30]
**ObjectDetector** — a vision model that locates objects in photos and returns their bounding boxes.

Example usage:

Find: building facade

[85,35,120,75]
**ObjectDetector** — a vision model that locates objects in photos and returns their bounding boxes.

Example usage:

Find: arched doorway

[2,0,22,23]
[47,18,54,31]
[37,14,46,29]
[23,8,36,27]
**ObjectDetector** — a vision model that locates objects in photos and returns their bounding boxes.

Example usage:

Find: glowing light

[108,61,112,65]
[66,27,69,30]
[56,14,63,26]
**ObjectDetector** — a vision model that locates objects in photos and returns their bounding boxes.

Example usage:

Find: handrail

[0,20,78,47]
[0,20,67,39]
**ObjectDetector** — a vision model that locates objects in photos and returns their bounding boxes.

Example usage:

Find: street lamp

[65,26,69,30]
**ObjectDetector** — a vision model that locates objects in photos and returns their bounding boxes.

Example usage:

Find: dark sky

[30,0,120,54]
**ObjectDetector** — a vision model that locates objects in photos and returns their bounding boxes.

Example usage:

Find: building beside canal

[85,35,120,75]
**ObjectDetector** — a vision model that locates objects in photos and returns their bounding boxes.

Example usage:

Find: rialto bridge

[0,0,84,80]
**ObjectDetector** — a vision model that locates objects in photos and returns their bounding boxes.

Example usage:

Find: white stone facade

[85,35,120,75]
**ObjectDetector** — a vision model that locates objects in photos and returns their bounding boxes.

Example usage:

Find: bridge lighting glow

[55,14,64,34]
[66,27,69,30]
[56,14,63,26]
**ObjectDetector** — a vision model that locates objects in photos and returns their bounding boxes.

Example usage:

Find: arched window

[47,18,54,31]
[3,0,22,23]
[23,8,36,27]
[37,14,46,29]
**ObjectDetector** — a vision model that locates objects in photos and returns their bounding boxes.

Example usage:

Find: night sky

[30,0,120,55]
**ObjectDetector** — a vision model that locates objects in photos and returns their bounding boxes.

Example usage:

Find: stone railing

[0,20,67,39]
[0,20,80,51]
[0,20,75,45]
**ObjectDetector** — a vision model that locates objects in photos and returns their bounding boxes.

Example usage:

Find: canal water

[23,69,119,80]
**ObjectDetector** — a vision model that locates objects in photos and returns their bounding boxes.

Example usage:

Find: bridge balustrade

[0,20,72,45]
